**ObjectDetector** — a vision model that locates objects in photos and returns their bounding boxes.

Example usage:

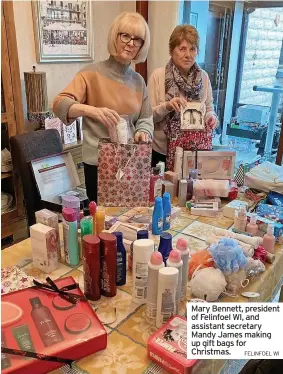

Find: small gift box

[256,203,283,225]
[147,316,198,374]
[1,276,107,374]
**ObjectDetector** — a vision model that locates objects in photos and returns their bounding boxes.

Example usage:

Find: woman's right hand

[166,97,187,112]
[88,106,120,131]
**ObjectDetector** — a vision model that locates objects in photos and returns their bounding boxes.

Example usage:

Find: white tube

[166,250,183,313]
[146,252,164,322]
[132,239,154,304]
[156,267,178,328]
[176,238,190,300]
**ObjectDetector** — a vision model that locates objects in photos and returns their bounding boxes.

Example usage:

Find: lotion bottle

[146,252,164,322]
[263,224,276,254]
[166,250,183,313]
[246,213,258,236]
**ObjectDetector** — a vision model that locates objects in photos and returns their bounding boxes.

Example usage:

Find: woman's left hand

[134,131,152,144]
[205,114,219,130]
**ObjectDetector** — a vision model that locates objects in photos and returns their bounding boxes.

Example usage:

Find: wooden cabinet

[1,2,26,240]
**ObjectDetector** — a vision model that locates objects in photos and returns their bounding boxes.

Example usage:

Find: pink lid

[168,249,181,263]
[150,251,163,265]
[89,201,97,215]
[62,207,77,222]
[176,238,188,251]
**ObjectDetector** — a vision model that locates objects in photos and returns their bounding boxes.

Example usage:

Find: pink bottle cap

[89,201,97,215]
[62,207,77,222]
[176,238,188,251]
[150,251,163,265]
[168,249,181,263]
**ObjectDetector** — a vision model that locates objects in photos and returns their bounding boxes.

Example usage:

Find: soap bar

[35,209,60,259]
[223,200,249,219]
[30,223,59,273]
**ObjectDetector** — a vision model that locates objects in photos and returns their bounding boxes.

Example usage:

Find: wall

[147,1,179,76]
[239,7,283,107]
[13,1,135,128]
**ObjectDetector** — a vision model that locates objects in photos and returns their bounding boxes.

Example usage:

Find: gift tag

[116,168,124,181]
[241,292,260,298]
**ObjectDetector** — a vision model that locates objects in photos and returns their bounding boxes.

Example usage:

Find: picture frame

[189,12,198,28]
[32,0,94,63]
[180,102,205,131]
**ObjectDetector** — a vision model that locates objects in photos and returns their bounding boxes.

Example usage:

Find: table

[2,206,283,374]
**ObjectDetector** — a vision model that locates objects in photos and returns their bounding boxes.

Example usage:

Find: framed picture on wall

[32,0,94,63]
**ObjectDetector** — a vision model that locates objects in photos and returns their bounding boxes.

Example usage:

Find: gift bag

[98,139,152,207]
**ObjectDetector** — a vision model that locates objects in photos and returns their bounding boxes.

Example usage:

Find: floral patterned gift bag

[98,139,152,207]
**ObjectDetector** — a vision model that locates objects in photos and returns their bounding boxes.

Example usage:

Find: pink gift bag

[98,140,152,207]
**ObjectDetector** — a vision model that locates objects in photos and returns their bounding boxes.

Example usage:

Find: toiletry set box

[147,316,198,374]
[30,152,88,210]
[1,276,107,374]
[256,203,283,224]
[246,213,283,243]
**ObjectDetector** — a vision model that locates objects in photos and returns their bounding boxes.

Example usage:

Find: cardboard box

[256,203,283,224]
[164,171,179,198]
[44,117,63,138]
[223,200,249,219]
[183,151,236,180]
[1,277,107,374]
[35,209,60,259]
[31,152,87,207]
[62,121,77,145]
[147,316,197,374]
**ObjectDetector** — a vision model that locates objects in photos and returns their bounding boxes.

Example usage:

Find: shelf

[1,171,12,179]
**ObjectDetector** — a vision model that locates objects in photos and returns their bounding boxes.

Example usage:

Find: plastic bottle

[62,195,80,225]
[162,192,171,231]
[89,201,97,234]
[156,267,178,328]
[96,207,105,235]
[146,252,165,322]
[62,207,79,266]
[113,232,127,286]
[128,230,148,272]
[166,249,183,313]
[82,235,101,301]
[152,197,163,235]
[99,233,117,297]
[30,297,64,347]
[80,207,93,238]
[176,238,190,301]
[246,213,258,236]
[234,206,247,232]
[149,167,163,205]
[263,224,276,254]
[132,239,154,304]
[158,232,173,264]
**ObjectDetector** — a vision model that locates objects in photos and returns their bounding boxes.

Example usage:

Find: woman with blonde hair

[148,25,218,170]
[54,12,153,201]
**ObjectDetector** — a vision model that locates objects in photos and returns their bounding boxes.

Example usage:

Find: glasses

[119,33,144,47]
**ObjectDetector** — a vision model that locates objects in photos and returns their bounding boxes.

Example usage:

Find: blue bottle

[113,232,127,286]
[152,197,163,235]
[158,232,173,264]
[163,192,171,230]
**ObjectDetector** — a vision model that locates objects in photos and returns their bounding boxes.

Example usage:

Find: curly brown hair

[169,24,200,54]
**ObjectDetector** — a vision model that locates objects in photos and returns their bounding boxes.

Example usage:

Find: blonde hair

[169,24,199,54]
[107,12,150,63]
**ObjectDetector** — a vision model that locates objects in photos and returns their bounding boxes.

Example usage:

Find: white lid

[133,239,154,253]
[158,267,178,282]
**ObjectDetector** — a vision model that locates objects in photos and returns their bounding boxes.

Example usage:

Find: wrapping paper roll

[212,227,262,248]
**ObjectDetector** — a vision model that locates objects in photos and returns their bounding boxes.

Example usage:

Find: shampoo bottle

[234,206,247,232]
[156,267,178,328]
[113,232,126,286]
[246,213,258,236]
[263,224,276,254]
[146,252,164,322]
[132,239,154,304]
[62,207,79,266]
[162,192,171,231]
[152,197,163,235]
